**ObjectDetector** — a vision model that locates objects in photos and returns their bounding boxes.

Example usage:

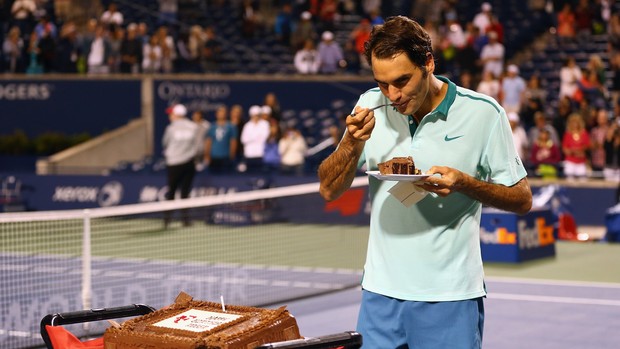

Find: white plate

[366,170,430,182]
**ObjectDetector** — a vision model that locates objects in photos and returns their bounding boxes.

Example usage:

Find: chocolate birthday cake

[103,292,302,349]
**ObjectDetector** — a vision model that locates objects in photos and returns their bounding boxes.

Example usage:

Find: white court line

[489,293,620,306]
[486,276,620,289]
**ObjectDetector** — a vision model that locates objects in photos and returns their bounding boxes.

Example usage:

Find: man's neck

[413,75,446,122]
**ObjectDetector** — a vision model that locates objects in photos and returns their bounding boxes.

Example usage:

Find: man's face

[372,52,431,116]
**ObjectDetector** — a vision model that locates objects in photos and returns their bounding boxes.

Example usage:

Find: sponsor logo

[98,181,123,207]
[52,181,124,207]
[444,134,464,141]
[480,217,554,249]
[0,83,52,100]
[157,81,230,100]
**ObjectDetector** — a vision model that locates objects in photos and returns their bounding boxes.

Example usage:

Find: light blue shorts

[356,289,484,349]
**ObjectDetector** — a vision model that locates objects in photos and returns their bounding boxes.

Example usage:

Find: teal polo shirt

[356,76,527,302]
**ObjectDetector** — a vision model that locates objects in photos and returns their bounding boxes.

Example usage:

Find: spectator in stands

[530,128,562,178]
[576,68,607,108]
[37,22,56,73]
[562,113,591,181]
[142,34,162,73]
[369,8,384,26]
[317,0,338,33]
[25,30,43,74]
[201,26,221,73]
[10,0,37,37]
[241,105,270,174]
[240,0,261,38]
[603,117,620,181]
[33,15,57,41]
[342,39,362,74]
[294,38,320,74]
[260,105,272,122]
[158,0,179,26]
[291,11,317,51]
[192,109,211,170]
[263,123,281,173]
[528,111,560,146]
[501,64,527,113]
[86,24,111,74]
[574,0,594,42]
[556,3,576,43]
[155,25,176,74]
[107,26,124,73]
[279,125,307,176]
[586,54,607,89]
[317,31,343,74]
[458,70,476,90]
[100,2,124,30]
[509,112,529,163]
[119,23,142,74]
[162,104,201,227]
[485,15,504,44]
[523,74,548,105]
[54,22,79,73]
[263,92,282,123]
[559,57,582,102]
[229,104,246,163]
[590,108,611,174]
[175,25,202,73]
[350,19,372,69]
[520,96,545,131]
[137,22,149,45]
[473,2,492,34]
[479,30,504,78]
[2,26,24,73]
[477,70,500,102]
[205,105,238,174]
[553,95,575,138]
[274,3,293,46]
[458,22,481,78]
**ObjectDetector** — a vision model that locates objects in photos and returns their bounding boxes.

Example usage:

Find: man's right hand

[346,107,376,141]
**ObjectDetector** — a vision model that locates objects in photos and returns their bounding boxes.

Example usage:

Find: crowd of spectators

[3,0,620,183]
[183,90,310,177]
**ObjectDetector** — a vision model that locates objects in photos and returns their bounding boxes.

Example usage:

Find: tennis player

[318,16,532,349]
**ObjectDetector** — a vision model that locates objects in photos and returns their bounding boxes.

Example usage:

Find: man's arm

[319,107,375,201]
[318,133,365,201]
[420,166,532,215]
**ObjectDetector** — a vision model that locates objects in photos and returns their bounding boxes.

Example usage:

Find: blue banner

[0,79,141,137]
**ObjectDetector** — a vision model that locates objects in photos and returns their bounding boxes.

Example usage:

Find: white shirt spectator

[101,5,124,27]
[241,116,270,159]
[294,43,321,74]
[559,58,583,100]
[479,32,504,78]
[473,2,492,34]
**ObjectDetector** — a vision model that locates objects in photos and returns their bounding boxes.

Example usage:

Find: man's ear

[425,52,435,74]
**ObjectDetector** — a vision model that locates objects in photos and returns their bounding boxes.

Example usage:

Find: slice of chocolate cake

[377,156,421,175]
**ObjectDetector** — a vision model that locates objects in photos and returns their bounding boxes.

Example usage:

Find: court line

[489,293,620,306]
[486,276,620,288]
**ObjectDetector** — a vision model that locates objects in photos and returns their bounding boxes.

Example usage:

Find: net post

[82,209,92,312]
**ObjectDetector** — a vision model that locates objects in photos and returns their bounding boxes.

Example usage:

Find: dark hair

[363,16,433,69]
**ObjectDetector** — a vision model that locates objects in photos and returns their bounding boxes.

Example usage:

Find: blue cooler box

[480,207,556,263]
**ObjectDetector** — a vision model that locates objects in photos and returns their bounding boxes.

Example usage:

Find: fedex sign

[479,209,556,263]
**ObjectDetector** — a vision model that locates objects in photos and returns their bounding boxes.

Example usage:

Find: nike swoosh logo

[444,135,464,141]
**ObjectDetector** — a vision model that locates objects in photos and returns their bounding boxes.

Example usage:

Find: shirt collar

[433,75,456,120]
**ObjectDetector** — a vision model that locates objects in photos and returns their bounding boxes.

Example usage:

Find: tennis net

[0,177,370,348]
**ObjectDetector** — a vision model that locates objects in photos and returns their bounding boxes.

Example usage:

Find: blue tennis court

[282,277,620,349]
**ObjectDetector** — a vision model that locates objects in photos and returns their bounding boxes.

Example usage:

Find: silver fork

[351,103,394,116]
